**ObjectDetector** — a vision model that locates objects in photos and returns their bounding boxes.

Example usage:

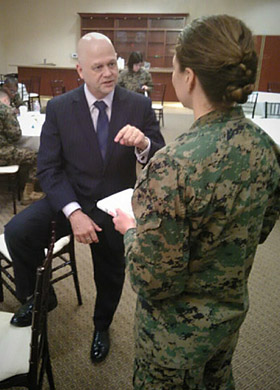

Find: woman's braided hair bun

[176,15,258,108]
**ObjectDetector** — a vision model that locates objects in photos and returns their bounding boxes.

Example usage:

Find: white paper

[97,188,134,218]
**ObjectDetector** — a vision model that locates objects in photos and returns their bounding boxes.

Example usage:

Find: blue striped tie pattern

[94,100,109,159]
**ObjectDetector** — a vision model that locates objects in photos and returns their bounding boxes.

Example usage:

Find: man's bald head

[77,33,115,64]
[76,32,119,99]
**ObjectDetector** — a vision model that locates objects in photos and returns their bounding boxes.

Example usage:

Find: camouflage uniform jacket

[10,92,24,109]
[118,68,153,94]
[124,106,280,369]
[0,102,22,162]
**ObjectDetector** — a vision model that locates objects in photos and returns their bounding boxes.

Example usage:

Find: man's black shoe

[90,330,110,363]
[10,290,58,327]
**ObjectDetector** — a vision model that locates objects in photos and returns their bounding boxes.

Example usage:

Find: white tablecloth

[252,118,280,149]
[16,112,45,151]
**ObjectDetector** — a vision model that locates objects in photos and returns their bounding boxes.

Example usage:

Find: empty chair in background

[17,81,29,104]
[241,91,258,118]
[18,79,31,109]
[0,223,57,389]
[28,76,41,110]
[50,80,66,97]
[267,82,280,93]
[0,75,5,86]
[150,83,166,127]
[77,78,84,87]
[265,102,280,118]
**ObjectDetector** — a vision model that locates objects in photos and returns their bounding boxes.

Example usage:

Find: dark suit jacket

[37,85,165,214]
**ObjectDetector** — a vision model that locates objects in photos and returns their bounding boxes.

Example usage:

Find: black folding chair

[265,102,280,118]
[0,233,82,306]
[0,222,56,389]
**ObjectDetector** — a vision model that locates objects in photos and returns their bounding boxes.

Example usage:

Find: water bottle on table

[33,99,41,112]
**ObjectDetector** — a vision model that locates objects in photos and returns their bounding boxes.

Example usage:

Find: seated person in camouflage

[118,51,153,96]
[3,77,26,114]
[0,89,43,204]
[113,15,280,390]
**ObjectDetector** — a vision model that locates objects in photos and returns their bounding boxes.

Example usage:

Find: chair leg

[0,259,4,302]
[17,171,21,201]
[45,355,55,390]
[12,183,17,215]
[161,110,164,127]
[69,237,82,305]
[44,342,55,390]
[39,339,55,390]
[7,174,17,214]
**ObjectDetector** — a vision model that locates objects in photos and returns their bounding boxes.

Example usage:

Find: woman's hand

[112,208,136,235]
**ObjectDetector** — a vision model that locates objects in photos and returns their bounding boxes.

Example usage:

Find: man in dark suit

[4,33,165,363]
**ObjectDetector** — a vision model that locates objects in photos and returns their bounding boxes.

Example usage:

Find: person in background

[4,33,165,366]
[113,15,280,389]
[118,51,153,95]
[0,89,43,204]
[3,77,26,113]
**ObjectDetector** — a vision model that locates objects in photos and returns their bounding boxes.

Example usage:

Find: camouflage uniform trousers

[0,145,37,182]
[133,331,239,390]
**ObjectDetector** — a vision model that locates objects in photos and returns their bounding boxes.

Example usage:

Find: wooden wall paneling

[18,67,80,96]
[258,36,280,91]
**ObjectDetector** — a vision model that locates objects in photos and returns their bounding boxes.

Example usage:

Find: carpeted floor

[0,108,280,389]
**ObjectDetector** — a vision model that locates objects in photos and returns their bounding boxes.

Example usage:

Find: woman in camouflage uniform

[118,51,153,95]
[113,15,280,390]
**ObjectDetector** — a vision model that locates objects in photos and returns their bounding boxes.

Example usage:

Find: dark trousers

[4,197,125,331]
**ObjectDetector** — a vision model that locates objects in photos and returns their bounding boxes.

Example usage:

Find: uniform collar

[191,106,245,130]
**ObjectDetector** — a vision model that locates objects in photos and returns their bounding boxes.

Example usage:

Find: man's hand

[112,208,136,235]
[114,125,149,151]
[69,209,102,244]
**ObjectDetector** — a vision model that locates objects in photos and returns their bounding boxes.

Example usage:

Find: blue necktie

[94,101,109,159]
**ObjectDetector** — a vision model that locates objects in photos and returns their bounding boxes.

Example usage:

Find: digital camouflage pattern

[118,68,153,94]
[0,102,37,179]
[10,92,25,109]
[124,106,280,389]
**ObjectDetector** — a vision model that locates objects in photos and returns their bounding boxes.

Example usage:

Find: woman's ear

[184,67,196,92]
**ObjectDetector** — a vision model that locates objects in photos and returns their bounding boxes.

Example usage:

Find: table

[252,118,280,149]
[255,92,280,117]
[17,112,45,151]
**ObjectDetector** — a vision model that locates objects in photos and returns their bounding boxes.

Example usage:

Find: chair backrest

[19,79,31,91]
[150,83,166,105]
[265,102,280,118]
[242,91,258,118]
[18,81,30,101]
[30,76,41,95]
[50,80,66,96]
[77,78,84,87]
[0,74,5,86]
[28,222,56,387]
[267,82,280,93]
